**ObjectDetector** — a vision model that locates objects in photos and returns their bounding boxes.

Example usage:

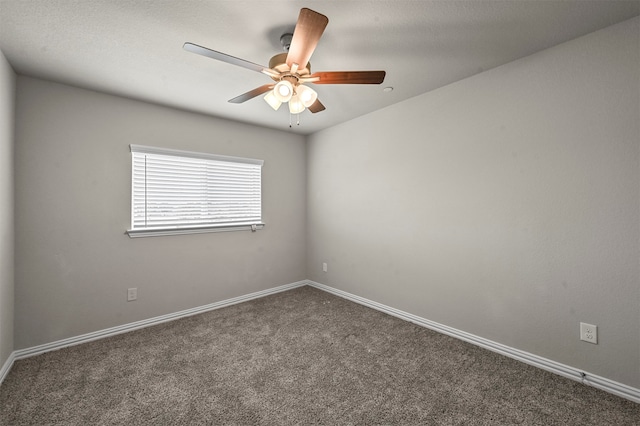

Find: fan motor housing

[268,52,311,81]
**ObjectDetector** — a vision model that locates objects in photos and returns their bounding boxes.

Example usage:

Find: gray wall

[14,77,307,349]
[0,50,15,368]
[307,17,639,388]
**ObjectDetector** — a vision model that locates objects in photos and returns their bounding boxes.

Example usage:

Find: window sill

[126,223,265,238]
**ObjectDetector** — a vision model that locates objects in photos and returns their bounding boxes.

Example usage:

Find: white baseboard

[12,280,307,361]
[4,279,639,404]
[0,351,15,386]
[307,280,640,404]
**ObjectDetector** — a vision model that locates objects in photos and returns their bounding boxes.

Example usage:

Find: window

[127,145,264,237]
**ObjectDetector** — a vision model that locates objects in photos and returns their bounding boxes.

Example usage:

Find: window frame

[126,144,264,238]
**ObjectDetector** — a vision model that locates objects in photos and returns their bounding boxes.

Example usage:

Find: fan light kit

[184,8,386,126]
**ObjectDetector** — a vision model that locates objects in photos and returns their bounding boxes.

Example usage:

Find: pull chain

[289,113,301,128]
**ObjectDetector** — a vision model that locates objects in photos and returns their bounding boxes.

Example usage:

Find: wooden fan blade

[184,42,267,73]
[308,99,326,113]
[286,8,328,70]
[309,71,386,84]
[229,84,274,104]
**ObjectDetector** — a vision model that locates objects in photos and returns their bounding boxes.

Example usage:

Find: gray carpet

[0,286,638,425]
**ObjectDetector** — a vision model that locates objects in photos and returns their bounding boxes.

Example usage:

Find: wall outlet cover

[127,288,137,302]
[580,322,597,344]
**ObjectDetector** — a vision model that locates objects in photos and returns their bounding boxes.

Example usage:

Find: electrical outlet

[580,322,597,344]
[127,288,137,302]
[322,262,328,272]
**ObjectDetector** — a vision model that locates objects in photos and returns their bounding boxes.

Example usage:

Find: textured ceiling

[1,1,638,135]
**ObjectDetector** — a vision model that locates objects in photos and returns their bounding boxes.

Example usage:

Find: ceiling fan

[183,7,386,119]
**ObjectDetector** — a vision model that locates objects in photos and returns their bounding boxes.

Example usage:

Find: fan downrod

[268,34,312,80]
[280,33,293,52]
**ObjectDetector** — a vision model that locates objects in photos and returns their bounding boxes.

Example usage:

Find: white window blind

[128,145,264,237]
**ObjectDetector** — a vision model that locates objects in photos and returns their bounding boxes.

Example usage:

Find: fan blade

[184,42,267,73]
[229,84,274,104]
[309,71,386,85]
[286,8,328,70]
[308,99,326,113]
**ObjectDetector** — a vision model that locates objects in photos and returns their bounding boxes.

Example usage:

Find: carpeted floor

[0,286,638,425]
